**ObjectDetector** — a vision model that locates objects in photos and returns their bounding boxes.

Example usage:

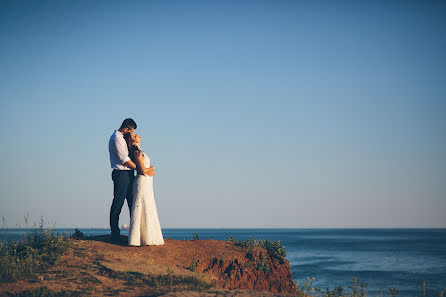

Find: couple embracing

[108,118,164,246]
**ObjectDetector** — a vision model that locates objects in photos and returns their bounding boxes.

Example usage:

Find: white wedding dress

[128,151,164,246]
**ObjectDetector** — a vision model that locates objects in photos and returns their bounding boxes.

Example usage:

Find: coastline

[1,228,445,296]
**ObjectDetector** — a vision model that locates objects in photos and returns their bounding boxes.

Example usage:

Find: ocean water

[1,228,445,296]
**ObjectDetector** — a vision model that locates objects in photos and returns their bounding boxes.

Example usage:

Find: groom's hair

[120,118,137,130]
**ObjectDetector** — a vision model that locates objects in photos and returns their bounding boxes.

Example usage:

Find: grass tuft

[5,286,84,297]
[98,263,214,292]
[0,219,71,283]
[186,259,199,272]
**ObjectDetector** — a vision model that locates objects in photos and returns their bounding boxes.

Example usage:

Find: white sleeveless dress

[128,151,164,246]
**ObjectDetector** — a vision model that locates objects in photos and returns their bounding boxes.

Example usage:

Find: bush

[0,220,71,283]
[261,239,286,263]
[236,238,286,263]
[225,235,237,242]
[70,228,85,240]
[255,254,272,273]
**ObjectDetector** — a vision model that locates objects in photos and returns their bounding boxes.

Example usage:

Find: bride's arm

[133,150,156,176]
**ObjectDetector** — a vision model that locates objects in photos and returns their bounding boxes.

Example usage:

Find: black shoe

[110,234,121,243]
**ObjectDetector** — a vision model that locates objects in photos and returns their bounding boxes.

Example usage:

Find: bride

[125,133,164,246]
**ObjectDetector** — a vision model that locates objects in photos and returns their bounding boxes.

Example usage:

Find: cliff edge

[0,236,298,296]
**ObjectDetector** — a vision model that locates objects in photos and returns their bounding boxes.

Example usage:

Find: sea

[1,228,445,296]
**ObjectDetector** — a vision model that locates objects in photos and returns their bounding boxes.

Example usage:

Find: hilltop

[0,235,299,296]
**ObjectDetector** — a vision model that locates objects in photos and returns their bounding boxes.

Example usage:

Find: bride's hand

[148,166,155,176]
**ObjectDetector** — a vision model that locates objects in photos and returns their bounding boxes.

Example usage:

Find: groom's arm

[113,135,137,170]
[123,160,137,170]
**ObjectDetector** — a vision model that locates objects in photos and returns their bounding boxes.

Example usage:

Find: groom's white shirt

[109,130,131,170]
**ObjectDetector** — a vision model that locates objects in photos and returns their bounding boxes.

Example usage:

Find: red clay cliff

[0,236,298,296]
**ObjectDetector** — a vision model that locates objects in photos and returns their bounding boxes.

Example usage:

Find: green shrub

[238,237,255,249]
[225,236,237,242]
[0,220,71,283]
[70,228,85,240]
[255,254,271,273]
[261,239,286,262]
[236,238,286,263]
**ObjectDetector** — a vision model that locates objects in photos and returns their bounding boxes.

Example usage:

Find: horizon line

[2,226,446,230]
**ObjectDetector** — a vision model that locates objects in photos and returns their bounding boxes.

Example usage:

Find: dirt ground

[0,235,300,297]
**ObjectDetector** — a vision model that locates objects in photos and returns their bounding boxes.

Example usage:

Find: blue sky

[1,0,445,228]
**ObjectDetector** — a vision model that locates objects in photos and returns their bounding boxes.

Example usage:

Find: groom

[108,118,137,242]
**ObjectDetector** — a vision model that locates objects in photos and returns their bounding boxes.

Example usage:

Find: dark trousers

[110,169,135,238]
